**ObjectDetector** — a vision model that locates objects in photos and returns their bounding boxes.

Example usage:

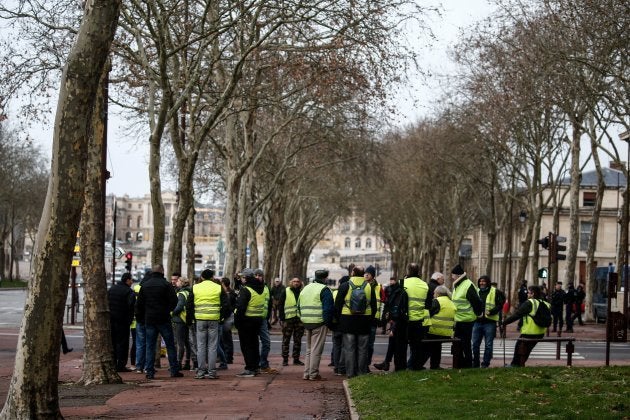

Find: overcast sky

[21,0,496,198]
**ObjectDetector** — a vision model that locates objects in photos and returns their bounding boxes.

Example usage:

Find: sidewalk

[0,321,626,419]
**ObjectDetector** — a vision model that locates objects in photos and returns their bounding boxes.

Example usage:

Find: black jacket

[334,279,378,335]
[108,281,135,325]
[136,271,178,325]
[234,278,266,325]
[476,286,505,324]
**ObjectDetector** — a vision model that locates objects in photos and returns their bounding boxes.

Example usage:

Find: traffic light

[537,267,548,279]
[125,252,133,272]
[537,235,550,249]
[550,233,567,263]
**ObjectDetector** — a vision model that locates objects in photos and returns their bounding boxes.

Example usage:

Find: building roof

[560,167,627,188]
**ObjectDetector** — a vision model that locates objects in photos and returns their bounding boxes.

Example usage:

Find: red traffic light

[125,252,133,260]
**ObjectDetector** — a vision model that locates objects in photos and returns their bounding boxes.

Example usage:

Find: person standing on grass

[472,275,504,368]
[502,285,550,367]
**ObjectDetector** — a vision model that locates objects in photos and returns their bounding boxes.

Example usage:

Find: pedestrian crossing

[448,339,585,360]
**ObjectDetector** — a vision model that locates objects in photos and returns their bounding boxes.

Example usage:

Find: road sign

[114,247,125,259]
[246,247,251,257]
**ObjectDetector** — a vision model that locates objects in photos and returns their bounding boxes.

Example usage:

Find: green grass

[349,367,630,419]
[0,279,28,288]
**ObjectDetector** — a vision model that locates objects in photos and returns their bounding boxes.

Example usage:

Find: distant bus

[592,267,609,323]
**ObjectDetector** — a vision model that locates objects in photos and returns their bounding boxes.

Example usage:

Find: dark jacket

[108,281,135,325]
[171,286,190,324]
[136,271,178,325]
[551,289,565,311]
[270,284,285,302]
[333,279,378,335]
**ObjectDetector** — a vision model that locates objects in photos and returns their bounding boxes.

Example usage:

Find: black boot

[373,361,390,371]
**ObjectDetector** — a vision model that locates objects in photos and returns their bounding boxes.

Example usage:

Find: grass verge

[0,279,28,288]
[349,366,630,419]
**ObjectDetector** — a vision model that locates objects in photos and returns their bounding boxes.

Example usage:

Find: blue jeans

[342,333,369,378]
[259,320,271,369]
[472,321,496,368]
[145,323,179,376]
[196,320,219,375]
[135,323,146,371]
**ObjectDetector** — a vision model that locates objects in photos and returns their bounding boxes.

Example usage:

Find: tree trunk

[79,61,121,384]
[565,119,582,285]
[0,1,121,417]
[186,206,196,280]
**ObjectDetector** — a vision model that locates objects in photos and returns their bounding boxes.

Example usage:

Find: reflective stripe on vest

[298,282,326,324]
[428,295,456,336]
[452,278,477,322]
[245,286,265,318]
[522,298,548,335]
[193,281,221,321]
[485,287,499,321]
[284,288,300,319]
[405,277,428,322]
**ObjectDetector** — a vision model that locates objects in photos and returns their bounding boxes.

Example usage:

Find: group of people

[105,261,556,380]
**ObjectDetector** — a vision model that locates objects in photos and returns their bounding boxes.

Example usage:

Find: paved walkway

[0,321,627,419]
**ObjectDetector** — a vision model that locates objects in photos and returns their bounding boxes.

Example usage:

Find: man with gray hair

[417,285,455,369]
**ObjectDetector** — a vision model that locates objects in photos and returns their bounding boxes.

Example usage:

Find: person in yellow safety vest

[298,269,334,381]
[333,265,377,378]
[191,269,229,379]
[416,285,455,369]
[364,265,382,369]
[132,282,146,373]
[472,275,505,368]
[450,264,483,368]
[279,276,305,366]
[171,277,194,371]
[254,269,277,374]
[403,263,432,371]
[234,268,266,377]
[502,285,550,367]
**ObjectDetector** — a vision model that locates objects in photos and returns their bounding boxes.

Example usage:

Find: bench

[515,337,576,366]
[422,337,463,368]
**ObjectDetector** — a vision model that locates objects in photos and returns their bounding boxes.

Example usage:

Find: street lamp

[619,131,630,330]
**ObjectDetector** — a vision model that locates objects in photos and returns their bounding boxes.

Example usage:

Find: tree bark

[0,0,121,417]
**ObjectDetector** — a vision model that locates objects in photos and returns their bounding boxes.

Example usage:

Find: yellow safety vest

[341,277,373,316]
[484,287,499,322]
[284,288,300,319]
[428,295,456,337]
[245,286,265,318]
[452,278,477,322]
[404,277,428,322]
[172,289,189,322]
[298,282,326,324]
[262,285,270,318]
[193,280,221,321]
[522,299,549,335]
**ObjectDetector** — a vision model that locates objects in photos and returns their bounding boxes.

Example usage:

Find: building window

[366,238,372,249]
[583,192,596,207]
[127,216,132,228]
[355,237,361,248]
[344,237,351,248]
[137,216,142,228]
[580,222,592,251]
[138,203,142,209]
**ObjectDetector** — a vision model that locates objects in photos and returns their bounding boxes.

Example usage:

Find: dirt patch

[58,381,137,407]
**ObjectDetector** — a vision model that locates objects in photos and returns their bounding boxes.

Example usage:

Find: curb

[343,379,360,420]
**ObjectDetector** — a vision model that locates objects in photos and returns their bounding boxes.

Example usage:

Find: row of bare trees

[0,0,429,417]
[363,0,628,306]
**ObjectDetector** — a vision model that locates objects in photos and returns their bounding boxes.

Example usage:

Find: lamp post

[619,131,630,331]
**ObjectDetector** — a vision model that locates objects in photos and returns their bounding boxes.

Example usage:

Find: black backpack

[531,299,552,328]
[348,281,368,314]
[387,287,408,322]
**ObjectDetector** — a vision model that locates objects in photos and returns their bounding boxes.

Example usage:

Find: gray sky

[23,0,496,198]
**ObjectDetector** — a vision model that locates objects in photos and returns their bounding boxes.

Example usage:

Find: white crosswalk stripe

[439,339,584,360]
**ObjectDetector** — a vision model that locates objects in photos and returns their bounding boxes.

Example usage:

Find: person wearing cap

[234,268,266,377]
[472,275,504,368]
[364,265,382,368]
[298,270,334,381]
[279,276,305,366]
[190,269,229,379]
[254,269,276,374]
[108,272,136,372]
[451,264,483,368]
[403,263,431,371]
[334,265,377,378]
[270,278,285,326]
[135,264,181,379]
